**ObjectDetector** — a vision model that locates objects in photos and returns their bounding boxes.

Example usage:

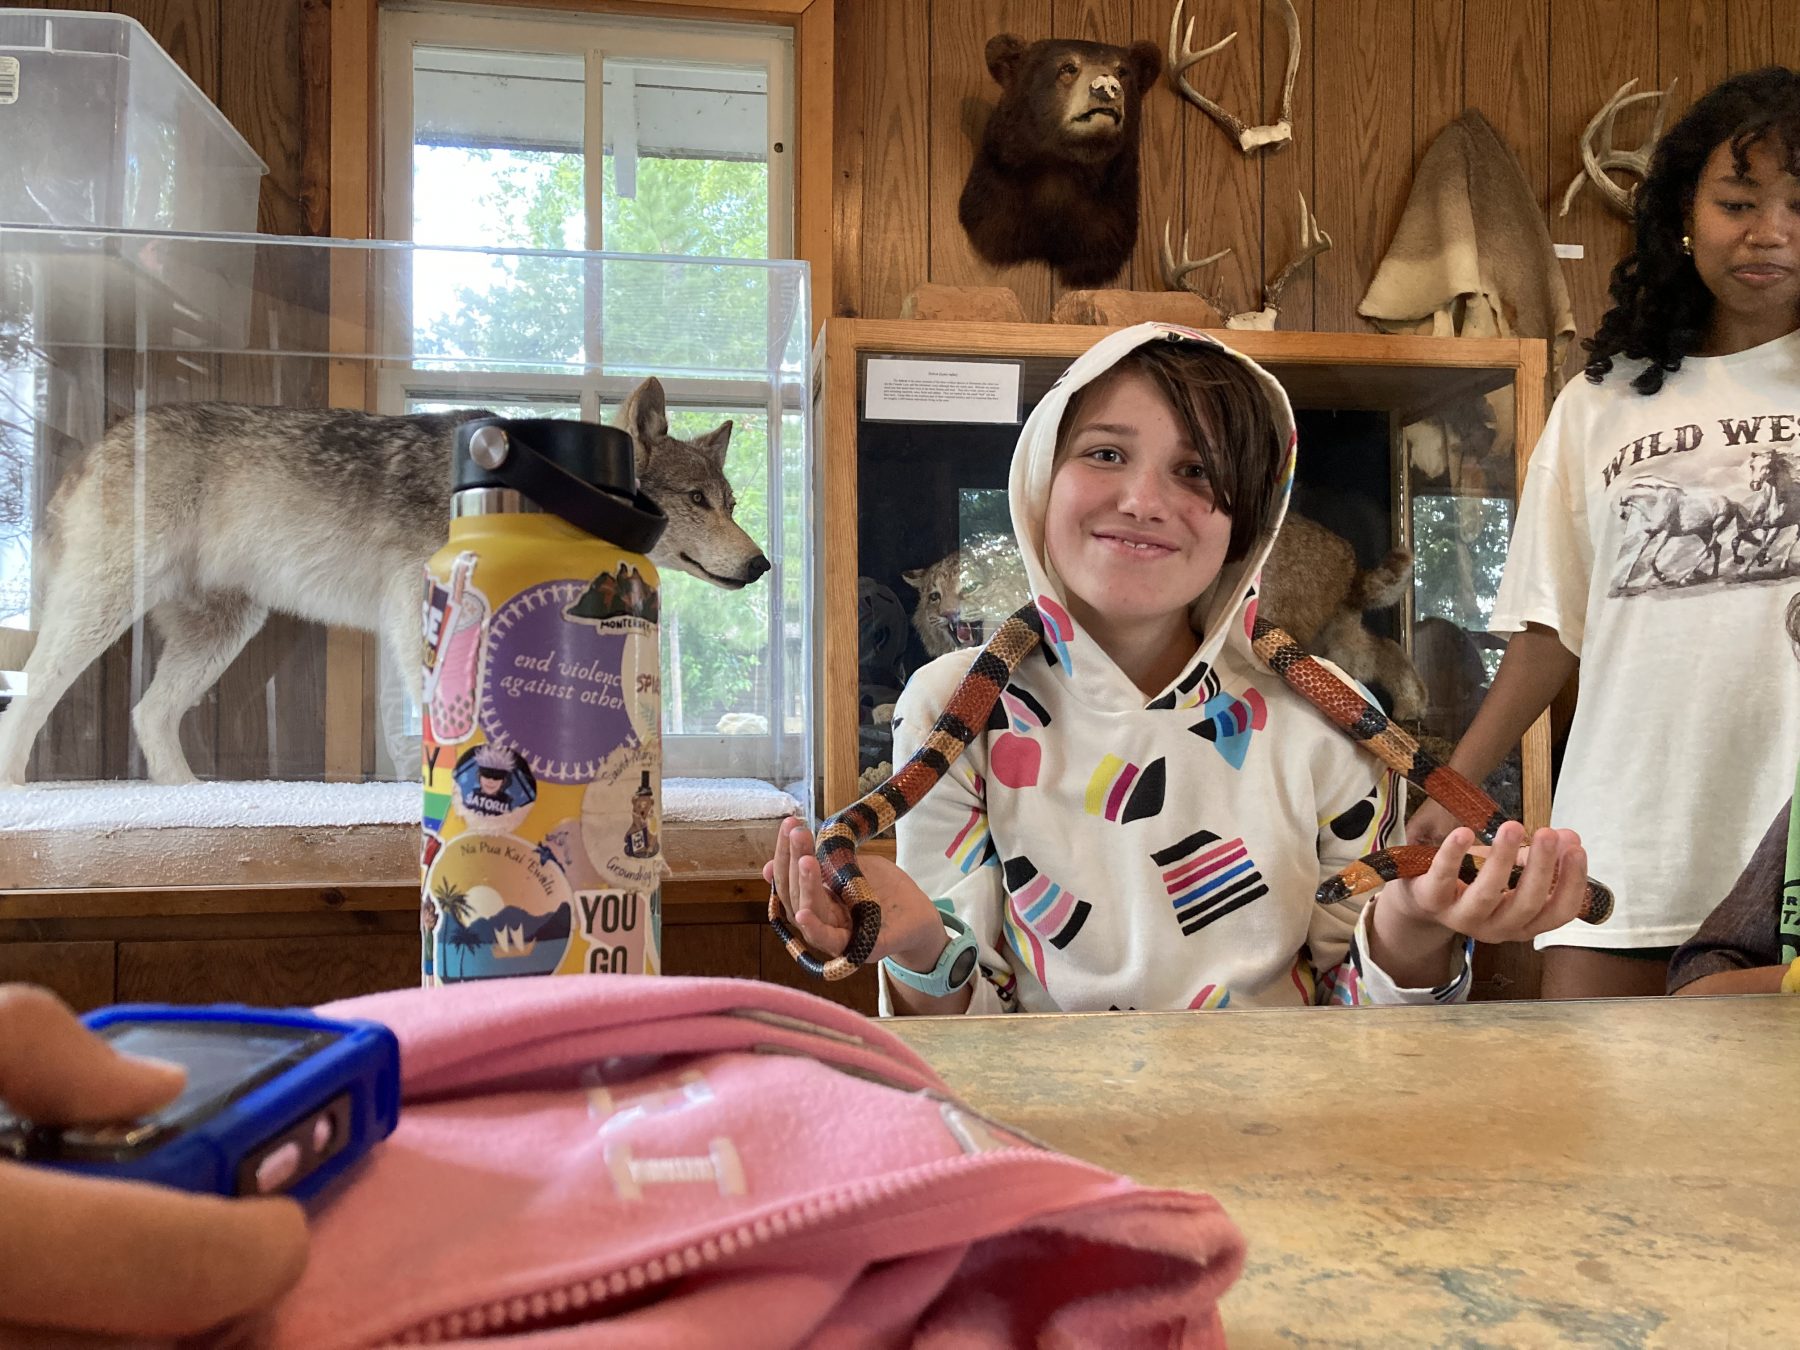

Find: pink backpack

[266,976,1244,1347]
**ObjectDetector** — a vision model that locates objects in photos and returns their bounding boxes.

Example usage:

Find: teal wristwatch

[881,901,979,997]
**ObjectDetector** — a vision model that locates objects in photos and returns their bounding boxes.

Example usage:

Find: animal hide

[1359,110,1576,502]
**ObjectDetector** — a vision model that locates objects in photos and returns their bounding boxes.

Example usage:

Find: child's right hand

[765,817,951,971]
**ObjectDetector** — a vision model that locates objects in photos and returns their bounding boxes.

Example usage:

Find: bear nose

[745,554,772,582]
[1091,74,1121,102]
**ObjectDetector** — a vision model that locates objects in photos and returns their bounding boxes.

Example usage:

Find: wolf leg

[381,568,425,708]
[0,556,142,785]
[133,594,268,784]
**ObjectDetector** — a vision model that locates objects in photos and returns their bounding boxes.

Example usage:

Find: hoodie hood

[1008,322,1298,715]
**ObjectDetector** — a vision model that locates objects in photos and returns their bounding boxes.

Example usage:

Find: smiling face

[1043,369,1235,649]
[1687,135,1800,354]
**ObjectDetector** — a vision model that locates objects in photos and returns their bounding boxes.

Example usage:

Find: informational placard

[864,358,1021,424]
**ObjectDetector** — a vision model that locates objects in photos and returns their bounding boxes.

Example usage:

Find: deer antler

[1167,0,1300,153]
[1160,218,1232,301]
[1161,193,1331,330]
[1258,190,1332,317]
[1557,78,1677,218]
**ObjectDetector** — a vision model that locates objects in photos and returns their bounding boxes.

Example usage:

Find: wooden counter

[890,997,1797,1347]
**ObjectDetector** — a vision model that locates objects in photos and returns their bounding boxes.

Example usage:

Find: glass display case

[814,321,1551,849]
[0,225,812,892]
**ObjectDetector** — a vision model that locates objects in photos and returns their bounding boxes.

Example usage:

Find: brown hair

[1054,340,1285,563]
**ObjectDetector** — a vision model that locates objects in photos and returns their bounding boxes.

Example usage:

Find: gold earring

[1682,234,1693,254]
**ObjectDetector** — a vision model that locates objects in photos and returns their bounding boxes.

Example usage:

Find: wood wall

[832,0,1800,345]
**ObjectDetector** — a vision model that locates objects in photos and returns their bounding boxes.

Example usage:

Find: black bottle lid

[453,417,666,556]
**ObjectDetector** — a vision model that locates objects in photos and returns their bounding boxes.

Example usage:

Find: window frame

[374,2,804,787]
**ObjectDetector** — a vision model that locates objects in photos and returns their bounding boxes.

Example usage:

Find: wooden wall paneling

[829,0,866,316]
[1050,0,1136,299]
[1310,0,1412,332]
[109,0,221,100]
[661,920,761,979]
[220,0,304,235]
[1129,0,1186,299]
[0,941,115,1012]
[1166,0,1262,324]
[758,924,877,1012]
[116,933,417,1005]
[1466,0,1549,205]
[1549,0,1657,353]
[1728,0,1800,72]
[857,0,930,320]
[301,0,332,236]
[213,0,330,782]
[1657,0,1724,121]
[1412,0,1464,165]
[926,0,1056,321]
[1261,0,1314,331]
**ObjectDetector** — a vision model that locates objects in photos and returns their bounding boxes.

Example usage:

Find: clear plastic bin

[0,10,266,232]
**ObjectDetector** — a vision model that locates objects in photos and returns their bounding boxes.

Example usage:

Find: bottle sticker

[423,554,489,745]
[425,832,574,982]
[451,743,538,834]
[480,578,658,783]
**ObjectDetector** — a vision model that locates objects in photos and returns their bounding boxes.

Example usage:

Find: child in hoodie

[770,325,1590,1015]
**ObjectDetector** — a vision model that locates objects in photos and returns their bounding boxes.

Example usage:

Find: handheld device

[0,1003,401,1204]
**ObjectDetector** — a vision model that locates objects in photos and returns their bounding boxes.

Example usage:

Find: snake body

[771,605,1612,981]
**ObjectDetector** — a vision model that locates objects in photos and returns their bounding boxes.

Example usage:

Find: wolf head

[618,377,771,590]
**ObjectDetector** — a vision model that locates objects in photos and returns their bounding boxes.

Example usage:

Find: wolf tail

[1347,546,1414,612]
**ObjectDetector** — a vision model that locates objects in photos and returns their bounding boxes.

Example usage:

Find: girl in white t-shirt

[769,325,1590,1016]
[1411,67,1800,998]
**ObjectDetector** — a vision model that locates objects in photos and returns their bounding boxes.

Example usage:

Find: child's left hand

[1382,822,1589,945]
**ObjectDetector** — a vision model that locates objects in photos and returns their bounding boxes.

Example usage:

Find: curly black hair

[1585,66,1800,394]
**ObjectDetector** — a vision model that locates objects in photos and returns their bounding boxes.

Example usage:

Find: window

[378,4,803,787]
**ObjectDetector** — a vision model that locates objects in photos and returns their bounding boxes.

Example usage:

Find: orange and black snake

[770,604,1613,981]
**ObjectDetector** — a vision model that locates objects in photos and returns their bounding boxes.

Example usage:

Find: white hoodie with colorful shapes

[888,324,1472,1014]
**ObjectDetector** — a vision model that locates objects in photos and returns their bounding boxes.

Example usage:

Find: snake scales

[770,604,1613,981]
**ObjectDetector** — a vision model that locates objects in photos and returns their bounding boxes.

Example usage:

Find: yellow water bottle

[420,418,667,986]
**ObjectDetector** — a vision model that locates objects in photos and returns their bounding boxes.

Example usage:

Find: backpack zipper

[379,1148,1080,1345]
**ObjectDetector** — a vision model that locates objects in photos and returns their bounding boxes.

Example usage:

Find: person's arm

[1674,965,1787,996]
[0,986,310,1341]
[1668,801,1789,994]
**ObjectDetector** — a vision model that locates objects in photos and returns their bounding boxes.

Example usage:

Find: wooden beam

[794,0,833,333]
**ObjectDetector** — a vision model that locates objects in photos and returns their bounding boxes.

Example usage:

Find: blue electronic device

[0,1003,401,1205]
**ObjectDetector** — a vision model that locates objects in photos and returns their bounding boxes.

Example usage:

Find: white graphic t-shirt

[1493,330,1800,949]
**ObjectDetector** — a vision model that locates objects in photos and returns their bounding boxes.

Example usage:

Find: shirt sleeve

[1304,695,1472,1006]
[1667,799,1789,992]
[880,654,1019,1016]
[1488,390,1595,654]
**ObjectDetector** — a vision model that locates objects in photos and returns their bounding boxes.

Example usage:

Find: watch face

[948,943,979,990]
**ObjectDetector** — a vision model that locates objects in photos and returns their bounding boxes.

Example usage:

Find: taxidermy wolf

[0,377,767,785]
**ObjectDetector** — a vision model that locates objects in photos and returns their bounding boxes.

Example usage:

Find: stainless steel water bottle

[420,418,667,985]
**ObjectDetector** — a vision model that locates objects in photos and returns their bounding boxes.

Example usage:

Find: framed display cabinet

[813,320,1553,999]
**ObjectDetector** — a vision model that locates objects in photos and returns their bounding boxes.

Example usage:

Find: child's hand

[765,817,951,969]
[1384,822,1589,945]
[0,986,310,1342]
[1405,798,1459,848]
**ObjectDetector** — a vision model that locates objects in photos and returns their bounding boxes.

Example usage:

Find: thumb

[0,987,185,1125]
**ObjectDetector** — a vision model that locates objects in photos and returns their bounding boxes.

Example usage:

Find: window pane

[659,405,770,737]
[600,57,774,377]
[408,396,583,421]
[411,47,586,370]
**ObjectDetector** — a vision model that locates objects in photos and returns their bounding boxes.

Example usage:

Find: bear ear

[1127,40,1162,88]
[984,33,1028,86]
